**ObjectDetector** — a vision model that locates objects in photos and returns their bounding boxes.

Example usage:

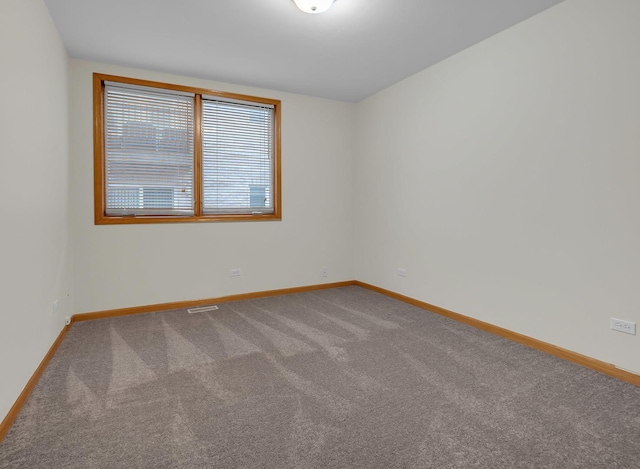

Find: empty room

[1,0,639,467]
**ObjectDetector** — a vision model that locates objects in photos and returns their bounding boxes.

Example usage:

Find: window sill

[94,213,282,225]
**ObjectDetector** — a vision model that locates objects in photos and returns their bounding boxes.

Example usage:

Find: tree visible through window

[93,73,281,224]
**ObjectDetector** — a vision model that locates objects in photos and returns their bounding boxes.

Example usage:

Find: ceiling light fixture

[293,0,336,14]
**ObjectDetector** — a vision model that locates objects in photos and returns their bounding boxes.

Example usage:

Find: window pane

[104,84,195,216]
[201,99,274,215]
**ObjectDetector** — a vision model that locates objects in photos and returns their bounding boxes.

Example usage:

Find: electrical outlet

[321,267,328,277]
[397,268,407,277]
[230,268,242,277]
[610,318,636,335]
[52,299,60,314]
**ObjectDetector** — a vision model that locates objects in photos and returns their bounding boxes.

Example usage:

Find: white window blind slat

[201,99,274,215]
[104,84,195,216]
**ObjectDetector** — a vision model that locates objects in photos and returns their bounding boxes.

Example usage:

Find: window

[93,74,281,224]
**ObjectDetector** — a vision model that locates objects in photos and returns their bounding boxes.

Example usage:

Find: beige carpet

[1,286,639,468]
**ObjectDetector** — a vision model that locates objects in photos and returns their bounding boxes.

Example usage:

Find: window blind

[201,97,274,215]
[104,83,195,216]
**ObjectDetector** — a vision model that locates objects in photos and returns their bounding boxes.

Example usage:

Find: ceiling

[43,0,565,102]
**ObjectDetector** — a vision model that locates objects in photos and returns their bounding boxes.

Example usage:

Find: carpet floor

[1,286,639,468]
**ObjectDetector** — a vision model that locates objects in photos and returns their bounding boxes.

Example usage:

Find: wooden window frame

[93,73,282,224]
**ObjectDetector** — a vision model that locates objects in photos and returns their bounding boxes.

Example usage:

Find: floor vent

[187,305,219,314]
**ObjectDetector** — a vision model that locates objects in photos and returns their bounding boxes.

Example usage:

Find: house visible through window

[93,73,281,224]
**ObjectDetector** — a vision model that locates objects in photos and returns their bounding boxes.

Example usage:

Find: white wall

[355,0,640,374]
[69,60,355,314]
[0,0,72,421]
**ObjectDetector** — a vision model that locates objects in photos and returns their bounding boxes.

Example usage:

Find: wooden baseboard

[355,281,640,387]
[72,280,357,323]
[0,325,71,443]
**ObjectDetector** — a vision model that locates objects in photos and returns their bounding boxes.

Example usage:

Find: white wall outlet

[321,267,328,277]
[230,268,242,277]
[64,316,71,326]
[397,268,407,277]
[610,318,636,335]
[52,299,60,314]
